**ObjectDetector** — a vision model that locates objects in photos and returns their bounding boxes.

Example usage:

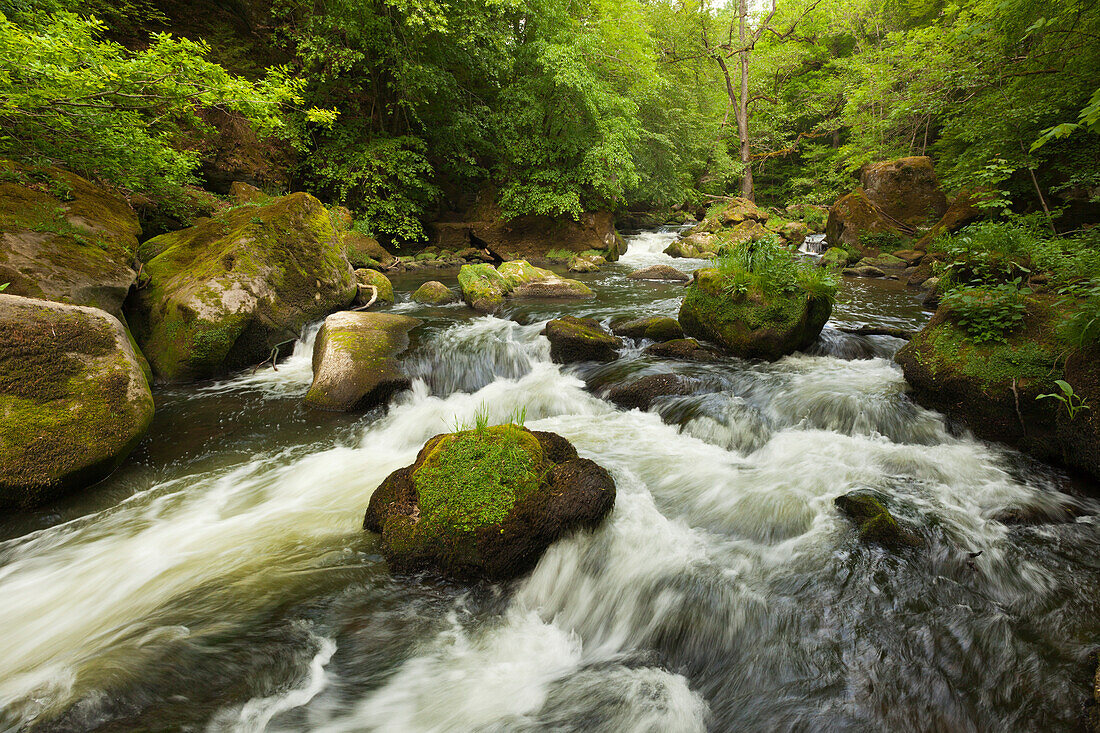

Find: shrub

[859,231,907,251]
[715,237,839,302]
[940,280,1030,343]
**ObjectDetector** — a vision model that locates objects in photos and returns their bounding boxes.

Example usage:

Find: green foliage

[0,11,307,199]
[1037,379,1090,420]
[859,231,906,251]
[940,281,1030,343]
[716,237,839,302]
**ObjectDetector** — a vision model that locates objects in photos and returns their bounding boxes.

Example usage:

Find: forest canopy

[0,0,1096,239]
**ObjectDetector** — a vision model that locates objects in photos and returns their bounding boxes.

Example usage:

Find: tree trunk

[736,0,754,201]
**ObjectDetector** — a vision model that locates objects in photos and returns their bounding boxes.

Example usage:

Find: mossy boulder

[458,263,511,312]
[835,491,920,550]
[858,156,948,227]
[678,268,832,360]
[776,221,809,247]
[858,253,907,270]
[229,181,267,204]
[568,254,602,273]
[826,157,948,250]
[363,425,616,580]
[626,265,691,283]
[610,316,684,342]
[843,265,888,279]
[715,220,770,249]
[0,160,141,321]
[819,247,855,269]
[543,316,622,363]
[355,268,394,305]
[304,311,420,412]
[606,374,697,411]
[0,295,154,510]
[412,281,458,305]
[344,231,395,269]
[896,300,1100,480]
[458,261,593,312]
[126,192,357,382]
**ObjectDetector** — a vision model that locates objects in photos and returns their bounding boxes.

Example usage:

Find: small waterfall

[799,233,826,255]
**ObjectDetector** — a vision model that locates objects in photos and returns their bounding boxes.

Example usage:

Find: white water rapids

[1,231,1097,731]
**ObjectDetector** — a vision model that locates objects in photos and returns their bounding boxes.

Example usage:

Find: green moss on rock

[126,192,356,382]
[0,295,154,510]
[355,268,394,305]
[412,281,458,305]
[363,425,616,580]
[678,268,831,360]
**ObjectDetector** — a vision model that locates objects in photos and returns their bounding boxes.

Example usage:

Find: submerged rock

[678,268,831,360]
[363,425,615,580]
[610,316,684,342]
[606,374,697,411]
[627,265,691,283]
[567,254,602,273]
[127,192,357,382]
[835,491,920,549]
[411,281,458,305]
[304,311,420,412]
[0,295,154,510]
[0,160,142,321]
[643,337,724,362]
[543,316,622,363]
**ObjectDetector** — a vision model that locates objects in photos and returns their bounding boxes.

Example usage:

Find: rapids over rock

[1,227,1099,732]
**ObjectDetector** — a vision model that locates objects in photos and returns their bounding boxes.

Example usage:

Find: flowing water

[2,229,1100,732]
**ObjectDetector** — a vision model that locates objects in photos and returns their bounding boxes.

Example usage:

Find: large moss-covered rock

[825,157,948,249]
[0,295,154,510]
[344,231,396,269]
[0,160,141,321]
[543,316,622,363]
[678,268,831,360]
[643,337,724,362]
[859,156,948,226]
[304,312,420,412]
[363,425,615,580]
[126,192,357,382]
[896,301,1100,480]
[458,263,511,312]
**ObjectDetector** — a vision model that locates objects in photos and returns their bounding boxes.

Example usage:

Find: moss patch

[414,425,545,533]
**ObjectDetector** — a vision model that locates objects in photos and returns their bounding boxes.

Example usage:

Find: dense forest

[1,0,1097,235]
[4,0,1100,730]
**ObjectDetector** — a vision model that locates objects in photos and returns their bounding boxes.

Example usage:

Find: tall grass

[715,236,839,302]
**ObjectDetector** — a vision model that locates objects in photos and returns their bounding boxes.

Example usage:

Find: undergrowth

[715,236,838,302]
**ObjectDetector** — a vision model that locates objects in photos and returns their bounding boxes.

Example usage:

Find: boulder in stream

[458,261,594,312]
[610,316,684,342]
[363,425,615,580]
[835,491,920,550]
[304,311,421,411]
[626,265,691,283]
[126,192,357,382]
[354,268,394,306]
[678,267,831,361]
[544,316,622,363]
[643,337,724,362]
[606,373,698,411]
[0,295,154,510]
[411,281,458,305]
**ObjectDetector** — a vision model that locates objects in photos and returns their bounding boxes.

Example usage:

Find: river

[2,229,1098,731]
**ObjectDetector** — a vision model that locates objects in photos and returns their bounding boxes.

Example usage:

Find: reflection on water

[1,231,1098,732]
